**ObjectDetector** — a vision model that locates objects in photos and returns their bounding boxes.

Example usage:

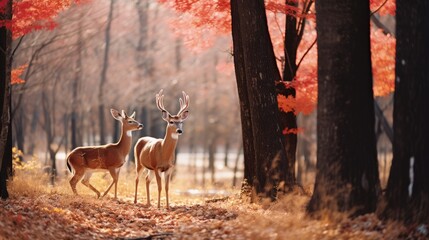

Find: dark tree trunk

[231,0,287,200]
[98,0,114,145]
[276,0,299,191]
[307,0,380,216]
[0,0,12,200]
[231,0,256,190]
[383,0,429,223]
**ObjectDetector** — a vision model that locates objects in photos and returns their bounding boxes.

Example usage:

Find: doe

[67,109,143,199]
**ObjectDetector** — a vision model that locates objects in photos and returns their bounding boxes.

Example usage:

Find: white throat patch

[127,131,132,137]
[171,133,179,140]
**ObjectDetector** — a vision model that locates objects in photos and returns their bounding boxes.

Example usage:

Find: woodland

[0,0,428,239]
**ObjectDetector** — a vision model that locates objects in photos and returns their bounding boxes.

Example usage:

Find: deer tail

[66,154,73,174]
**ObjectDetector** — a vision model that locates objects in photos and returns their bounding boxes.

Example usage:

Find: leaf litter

[1,166,426,239]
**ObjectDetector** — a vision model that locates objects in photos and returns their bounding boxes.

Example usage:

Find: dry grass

[0,158,424,240]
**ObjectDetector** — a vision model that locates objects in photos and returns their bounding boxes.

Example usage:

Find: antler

[156,89,170,114]
[177,91,190,116]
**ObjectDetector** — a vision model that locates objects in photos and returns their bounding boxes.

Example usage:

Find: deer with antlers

[67,109,143,199]
[134,89,190,208]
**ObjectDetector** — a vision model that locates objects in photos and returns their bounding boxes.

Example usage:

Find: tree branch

[9,35,25,63]
[374,101,393,143]
[296,36,316,70]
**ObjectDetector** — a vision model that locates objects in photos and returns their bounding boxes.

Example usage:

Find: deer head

[156,89,190,135]
[111,109,143,133]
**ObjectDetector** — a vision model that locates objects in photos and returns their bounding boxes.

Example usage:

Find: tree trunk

[49,149,57,186]
[224,140,230,167]
[276,0,299,191]
[231,0,287,200]
[308,0,380,216]
[71,14,84,150]
[232,142,243,187]
[0,0,12,200]
[230,0,256,190]
[383,0,429,223]
[12,107,24,161]
[98,0,114,145]
[208,138,216,183]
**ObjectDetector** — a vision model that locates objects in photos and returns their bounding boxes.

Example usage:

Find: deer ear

[180,110,189,120]
[111,109,122,120]
[161,111,169,121]
[129,111,136,119]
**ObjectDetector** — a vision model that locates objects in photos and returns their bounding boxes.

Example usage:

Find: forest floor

[1,161,427,240]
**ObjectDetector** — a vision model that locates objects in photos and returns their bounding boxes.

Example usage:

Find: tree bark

[383,0,429,223]
[0,0,12,200]
[308,0,380,216]
[231,0,287,200]
[230,0,256,189]
[276,0,300,191]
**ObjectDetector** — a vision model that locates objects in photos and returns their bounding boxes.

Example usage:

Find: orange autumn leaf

[11,64,27,85]
[371,28,395,97]
[282,127,303,135]
[277,94,295,113]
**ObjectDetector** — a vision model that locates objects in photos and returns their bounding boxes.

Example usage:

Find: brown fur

[67,109,142,198]
[134,90,189,208]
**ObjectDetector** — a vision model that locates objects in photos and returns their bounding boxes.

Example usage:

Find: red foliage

[370,0,396,16]
[157,0,397,115]
[265,0,315,19]
[0,0,86,39]
[371,28,395,96]
[11,64,27,85]
[161,0,396,115]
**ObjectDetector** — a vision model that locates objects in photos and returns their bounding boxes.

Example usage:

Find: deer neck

[162,125,178,156]
[116,126,132,156]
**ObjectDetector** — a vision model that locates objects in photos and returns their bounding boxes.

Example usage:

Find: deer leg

[164,168,173,209]
[154,169,162,208]
[69,169,84,195]
[101,168,119,198]
[145,170,154,206]
[81,172,101,198]
[134,165,144,204]
[114,168,120,199]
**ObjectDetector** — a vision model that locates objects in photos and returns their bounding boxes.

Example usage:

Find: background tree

[231,0,287,199]
[307,0,381,216]
[383,0,429,223]
[97,0,114,146]
[276,0,314,190]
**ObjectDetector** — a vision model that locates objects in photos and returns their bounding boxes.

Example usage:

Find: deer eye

[128,121,134,124]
